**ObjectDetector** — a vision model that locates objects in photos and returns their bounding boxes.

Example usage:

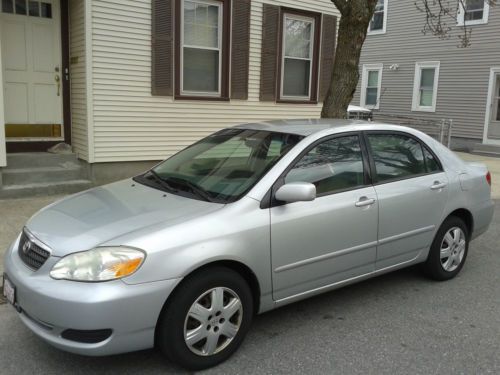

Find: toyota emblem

[23,240,32,254]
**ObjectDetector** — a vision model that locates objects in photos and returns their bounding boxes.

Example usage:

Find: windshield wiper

[164,176,215,202]
[144,170,178,193]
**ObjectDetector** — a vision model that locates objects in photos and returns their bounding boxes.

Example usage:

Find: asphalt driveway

[0,203,499,374]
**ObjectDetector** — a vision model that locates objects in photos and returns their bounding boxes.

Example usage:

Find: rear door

[270,134,378,301]
[365,132,448,270]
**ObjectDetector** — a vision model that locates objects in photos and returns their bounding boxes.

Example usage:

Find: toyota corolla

[2,120,494,370]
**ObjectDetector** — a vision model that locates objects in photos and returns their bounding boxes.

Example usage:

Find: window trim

[412,61,440,113]
[277,8,321,104]
[367,0,388,35]
[457,0,489,26]
[360,63,383,109]
[362,130,444,186]
[174,0,231,101]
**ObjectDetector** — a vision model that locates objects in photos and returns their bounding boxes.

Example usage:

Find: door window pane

[367,134,426,182]
[282,15,314,99]
[28,0,38,16]
[286,136,365,195]
[15,0,26,14]
[2,0,14,13]
[183,48,219,92]
[40,2,51,18]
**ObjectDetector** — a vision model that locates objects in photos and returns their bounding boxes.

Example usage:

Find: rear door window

[367,133,427,182]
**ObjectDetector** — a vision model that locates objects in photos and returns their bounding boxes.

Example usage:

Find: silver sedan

[2,120,494,370]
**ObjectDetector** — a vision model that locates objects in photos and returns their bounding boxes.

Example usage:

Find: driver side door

[270,134,379,301]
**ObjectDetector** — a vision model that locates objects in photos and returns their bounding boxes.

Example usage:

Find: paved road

[1,205,499,374]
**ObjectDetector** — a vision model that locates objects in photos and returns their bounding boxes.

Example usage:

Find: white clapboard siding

[90,0,339,162]
[69,0,88,160]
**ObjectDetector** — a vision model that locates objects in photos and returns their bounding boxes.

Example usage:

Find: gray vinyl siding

[353,1,500,140]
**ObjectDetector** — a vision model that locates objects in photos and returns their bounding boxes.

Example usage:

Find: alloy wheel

[184,287,243,356]
[440,227,466,272]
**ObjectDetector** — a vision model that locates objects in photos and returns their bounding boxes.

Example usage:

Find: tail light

[486,171,491,186]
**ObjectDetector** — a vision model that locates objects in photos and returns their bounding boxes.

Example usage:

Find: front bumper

[3,236,181,356]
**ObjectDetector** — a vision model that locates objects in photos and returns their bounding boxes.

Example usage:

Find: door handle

[55,74,61,96]
[430,181,447,190]
[355,197,376,207]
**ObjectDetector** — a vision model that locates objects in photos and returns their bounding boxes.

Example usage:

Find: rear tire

[423,216,469,281]
[157,266,253,371]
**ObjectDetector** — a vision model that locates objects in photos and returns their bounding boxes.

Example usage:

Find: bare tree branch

[415,0,496,47]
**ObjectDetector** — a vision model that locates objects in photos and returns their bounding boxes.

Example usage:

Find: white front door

[487,75,500,140]
[1,0,63,140]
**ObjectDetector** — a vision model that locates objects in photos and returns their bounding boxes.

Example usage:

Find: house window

[361,64,383,109]
[279,11,321,102]
[368,0,387,34]
[412,62,440,112]
[177,0,229,99]
[458,0,489,25]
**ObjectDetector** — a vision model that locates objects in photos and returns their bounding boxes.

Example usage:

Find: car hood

[26,179,224,257]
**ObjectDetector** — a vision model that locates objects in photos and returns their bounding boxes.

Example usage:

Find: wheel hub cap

[440,227,466,272]
[184,287,243,356]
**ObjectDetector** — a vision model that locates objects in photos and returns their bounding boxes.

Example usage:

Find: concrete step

[2,165,87,185]
[5,152,79,169]
[0,180,93,200]
[471,143,500,158]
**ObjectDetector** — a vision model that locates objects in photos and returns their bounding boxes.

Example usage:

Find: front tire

[423,216,469,281]
[157,266,253,371]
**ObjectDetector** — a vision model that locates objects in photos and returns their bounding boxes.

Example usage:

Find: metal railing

[371,114,453,148]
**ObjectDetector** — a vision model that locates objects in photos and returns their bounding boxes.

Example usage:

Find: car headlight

[50,247,145,282]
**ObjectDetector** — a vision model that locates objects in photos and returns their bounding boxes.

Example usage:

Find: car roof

[232,119,414,137]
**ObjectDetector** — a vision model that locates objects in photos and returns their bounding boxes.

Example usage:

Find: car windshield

[137,128,303,203]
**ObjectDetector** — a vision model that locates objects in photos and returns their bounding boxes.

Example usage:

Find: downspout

[85,0,95,164]
[0,34,7,169]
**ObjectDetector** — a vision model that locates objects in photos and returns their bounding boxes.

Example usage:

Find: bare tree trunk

[321,0,378,118]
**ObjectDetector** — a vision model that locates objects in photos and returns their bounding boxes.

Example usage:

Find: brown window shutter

[231,0,251,100]
[152,0,173,96]
[260,4,280,102]
[319,15,337,102]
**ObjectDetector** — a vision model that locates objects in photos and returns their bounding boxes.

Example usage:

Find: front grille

[18,231,51,270]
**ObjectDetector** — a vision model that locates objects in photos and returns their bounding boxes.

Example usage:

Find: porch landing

[0,153,92,199]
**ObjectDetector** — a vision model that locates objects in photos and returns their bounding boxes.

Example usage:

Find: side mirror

[275,182,316,204]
